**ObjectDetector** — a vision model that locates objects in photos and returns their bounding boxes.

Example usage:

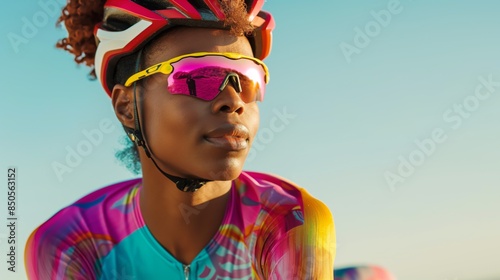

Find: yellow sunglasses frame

[124,52,270,87]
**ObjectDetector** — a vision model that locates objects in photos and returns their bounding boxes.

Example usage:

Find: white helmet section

[94,20,152,86]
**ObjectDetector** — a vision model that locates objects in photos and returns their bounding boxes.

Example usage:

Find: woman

[25,0,335,279]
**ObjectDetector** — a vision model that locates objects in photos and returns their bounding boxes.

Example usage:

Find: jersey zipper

[183,264,190,280]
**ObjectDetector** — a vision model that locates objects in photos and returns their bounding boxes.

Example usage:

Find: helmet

[94,0,275,97]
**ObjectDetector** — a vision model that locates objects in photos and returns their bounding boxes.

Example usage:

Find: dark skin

[111,27,260,265]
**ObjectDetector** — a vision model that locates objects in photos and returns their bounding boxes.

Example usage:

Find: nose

[211,73,245,114]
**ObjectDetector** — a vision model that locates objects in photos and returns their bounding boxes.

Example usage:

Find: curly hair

[56,0,255,174]
[56,0,105,79]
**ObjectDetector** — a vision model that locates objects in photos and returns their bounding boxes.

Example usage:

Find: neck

[140,159,232,222]
[138,157,233,264]
[139,154,232,264]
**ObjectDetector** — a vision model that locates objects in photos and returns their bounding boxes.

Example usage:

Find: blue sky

[1,1,500,279]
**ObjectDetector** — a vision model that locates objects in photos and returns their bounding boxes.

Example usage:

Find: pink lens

[167,56,266,102]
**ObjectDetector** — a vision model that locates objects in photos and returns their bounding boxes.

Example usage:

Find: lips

[204,123,250,151]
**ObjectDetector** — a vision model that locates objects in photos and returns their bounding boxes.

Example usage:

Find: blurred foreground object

[334,265,396,280]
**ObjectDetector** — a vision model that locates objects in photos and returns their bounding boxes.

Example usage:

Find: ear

[111,84,135,129]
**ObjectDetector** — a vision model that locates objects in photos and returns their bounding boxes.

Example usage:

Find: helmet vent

[187,0,217,20]
[131,0,175,10]
[244,0,252,12]
[102,7,141,31]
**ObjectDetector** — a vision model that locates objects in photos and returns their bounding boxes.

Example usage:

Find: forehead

[145,27,254,65]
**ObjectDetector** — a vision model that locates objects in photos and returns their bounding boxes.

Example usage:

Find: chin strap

[124,49,211,192]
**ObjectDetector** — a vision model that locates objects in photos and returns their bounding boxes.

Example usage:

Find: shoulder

[238,170,332,212]
[37,177,142,233]
[236,170,334,230]
[236,170,303,211]
[27,177,142,242]
[73,177,142,206]
[24,178,142,279]
[238,171,336,278]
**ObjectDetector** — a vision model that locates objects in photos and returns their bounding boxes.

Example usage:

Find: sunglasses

[124,52,270,102]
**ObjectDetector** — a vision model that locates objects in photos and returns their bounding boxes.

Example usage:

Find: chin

[203,158,244,181]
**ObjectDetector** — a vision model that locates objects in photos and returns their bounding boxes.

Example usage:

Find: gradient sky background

[1,0,500,279]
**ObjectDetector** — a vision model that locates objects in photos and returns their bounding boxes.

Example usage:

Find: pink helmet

[93,0,275,97]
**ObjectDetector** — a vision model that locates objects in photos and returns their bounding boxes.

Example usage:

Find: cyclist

[25,0,335,279]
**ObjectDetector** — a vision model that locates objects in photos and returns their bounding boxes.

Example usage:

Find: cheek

[246,104,260,142]
[142,91,204,147]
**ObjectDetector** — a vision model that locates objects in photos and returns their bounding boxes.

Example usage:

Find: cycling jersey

[25,171,335,279]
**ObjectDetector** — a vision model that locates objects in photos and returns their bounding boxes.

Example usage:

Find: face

[113,27,260,181]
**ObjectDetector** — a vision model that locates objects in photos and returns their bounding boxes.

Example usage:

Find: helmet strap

[126,49,210,192]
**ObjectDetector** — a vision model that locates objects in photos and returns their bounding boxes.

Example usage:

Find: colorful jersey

[25,171,335,279]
